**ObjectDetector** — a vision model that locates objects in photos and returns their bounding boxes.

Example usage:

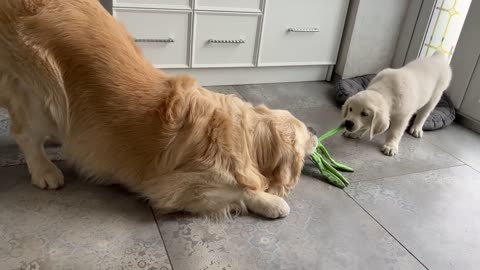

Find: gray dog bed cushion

[335,74,455,131]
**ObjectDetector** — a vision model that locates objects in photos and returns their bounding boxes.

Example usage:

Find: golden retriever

[0,0,317,218]
[342,51,452,156]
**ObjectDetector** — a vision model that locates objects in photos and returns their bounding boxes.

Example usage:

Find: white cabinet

[259,0,349,66]
[193,12,261,67]
[113,0,348,85]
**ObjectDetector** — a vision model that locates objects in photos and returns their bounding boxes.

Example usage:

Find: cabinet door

[258,0,348,66]
[193,12,261,68]
[114,9,192,68]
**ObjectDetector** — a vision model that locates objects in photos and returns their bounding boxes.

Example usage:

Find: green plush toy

[310,125,354,188]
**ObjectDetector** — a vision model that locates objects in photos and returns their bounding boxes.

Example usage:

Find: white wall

[448,0,480,110]
[335,0,410,78]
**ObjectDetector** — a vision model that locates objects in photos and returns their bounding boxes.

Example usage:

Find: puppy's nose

[307,126,317,136]
[345,120,354,131]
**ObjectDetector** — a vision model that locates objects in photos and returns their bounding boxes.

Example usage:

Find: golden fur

[0,0,316,218]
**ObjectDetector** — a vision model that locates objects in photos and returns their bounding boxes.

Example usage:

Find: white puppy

[342,51,452,156]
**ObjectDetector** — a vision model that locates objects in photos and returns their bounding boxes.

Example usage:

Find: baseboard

[456,112,480,134]
[163,66,330,86]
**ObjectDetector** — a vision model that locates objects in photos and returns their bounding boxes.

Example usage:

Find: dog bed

[334,74,455,131]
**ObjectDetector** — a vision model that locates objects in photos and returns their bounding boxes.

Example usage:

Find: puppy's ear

[369,110,389,140]
[341,102,349,118]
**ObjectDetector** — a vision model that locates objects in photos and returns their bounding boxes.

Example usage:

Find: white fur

[342,51,452,156]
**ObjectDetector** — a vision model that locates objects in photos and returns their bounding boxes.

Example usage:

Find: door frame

[392,0,438,68]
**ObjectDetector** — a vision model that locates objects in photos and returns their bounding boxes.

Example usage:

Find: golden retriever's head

[342,91,389,139]
[254,106,317,195]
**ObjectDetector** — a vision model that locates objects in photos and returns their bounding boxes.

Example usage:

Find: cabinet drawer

[113,0,192,9]
[195,0,263,12]
[193,12,261,68]
[259,0,348,66]
[114,9,191,68]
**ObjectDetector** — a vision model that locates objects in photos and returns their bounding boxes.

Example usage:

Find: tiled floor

[1,82,480,270]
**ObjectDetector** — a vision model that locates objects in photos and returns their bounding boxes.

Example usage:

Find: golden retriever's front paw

[246,192,290,219]
[409,127,424,138]
[382,144,398,156]
[262,196,290,219]
[31,164,64,189]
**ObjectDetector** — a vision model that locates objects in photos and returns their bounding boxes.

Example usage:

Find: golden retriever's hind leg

[10,112,64,189]
[5,79,64,189]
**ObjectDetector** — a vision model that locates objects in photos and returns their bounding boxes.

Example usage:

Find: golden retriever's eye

[349,107,352,112]
[361,111,369,117]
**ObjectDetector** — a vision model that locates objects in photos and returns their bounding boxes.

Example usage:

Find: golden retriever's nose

[345,120,354,131]
[307,126,317,136]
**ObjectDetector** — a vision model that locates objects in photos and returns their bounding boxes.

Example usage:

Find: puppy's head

[342,91,389,139]
[254,106,317,194]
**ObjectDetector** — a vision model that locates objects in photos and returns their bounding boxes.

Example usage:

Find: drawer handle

[207,39,245,44]
[287,28,320,32]
[134,38,175,43]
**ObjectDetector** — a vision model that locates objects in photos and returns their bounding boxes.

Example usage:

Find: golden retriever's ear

[369,110,389,140]
[234,165,266,192]
[160,86,184,124]
[21,0,47,15]
[254,120,281,170]
[272,154,302,197]
[159,75,197,123]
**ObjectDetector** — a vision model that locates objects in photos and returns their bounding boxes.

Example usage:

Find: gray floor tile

[205,85,244,99]
[0,164,171,270]
[426,123,480,171]
[346,165,480,270]
[293,106,463,182]
[234,81,336,109]
[156,176,424,270]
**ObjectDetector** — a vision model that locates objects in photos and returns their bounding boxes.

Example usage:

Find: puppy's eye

[361,112,369,117]
[349,107,352,112]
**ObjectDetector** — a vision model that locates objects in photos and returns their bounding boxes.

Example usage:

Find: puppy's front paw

[382,144,399,156]
[409,127,423,138]
[31,164,64,189]
[343,131,362,139]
